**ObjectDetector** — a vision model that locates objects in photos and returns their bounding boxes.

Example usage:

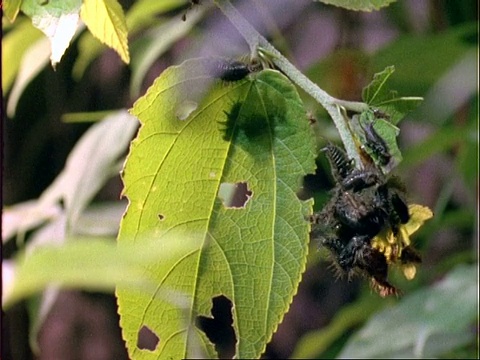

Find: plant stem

[214,0,367,167]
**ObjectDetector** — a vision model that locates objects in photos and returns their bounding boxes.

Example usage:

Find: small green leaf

[80,0,130,64]
[117,57,316,359]
[372,96,423,125]
[362,65,395,105]
[20,0,82,67]
[316,0,396,12]
[362,66,423,124]
[3,0,23,22]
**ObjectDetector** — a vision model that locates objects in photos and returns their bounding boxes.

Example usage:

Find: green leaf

[3,0,23,22]
[3,111,137,246]
[3,235,196,309]
[6,36,51,117]
[1,17,43,94]
[338,264,478,358]
[72,0,184,80]
[117,57,317,359]
[371,96,423,125]
[316,0,396,12]
[80,0,130,64]
[3,109,136,247]
[52,110,138,228]
[20,0,82,67]
[362,66,423,124]
[362,65,395,105]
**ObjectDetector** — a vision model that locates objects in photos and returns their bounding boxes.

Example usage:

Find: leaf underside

[117,58,316,359]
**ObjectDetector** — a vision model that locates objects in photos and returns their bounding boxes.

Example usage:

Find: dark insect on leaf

[361,121,392,166]
[215,59,252,81]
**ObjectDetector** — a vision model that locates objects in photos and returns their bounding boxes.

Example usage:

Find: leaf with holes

[117,57,316,359]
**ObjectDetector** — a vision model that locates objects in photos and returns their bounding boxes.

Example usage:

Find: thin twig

[214,0,368,167]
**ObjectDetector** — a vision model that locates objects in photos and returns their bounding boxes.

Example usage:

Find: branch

[214,0,369,167]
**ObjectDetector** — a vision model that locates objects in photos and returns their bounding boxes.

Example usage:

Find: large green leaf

[117,58,316,359]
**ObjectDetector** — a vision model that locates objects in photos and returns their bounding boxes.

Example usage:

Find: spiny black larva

[321,143,354,183]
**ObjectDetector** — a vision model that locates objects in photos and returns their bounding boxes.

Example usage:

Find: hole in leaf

[137,325,159,351]
[175,100,198,120]
[218,182,252,208]
[196,295,236,359]
[158,214,165,221]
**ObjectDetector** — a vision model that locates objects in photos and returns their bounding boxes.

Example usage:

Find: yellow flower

[371,204,433,280]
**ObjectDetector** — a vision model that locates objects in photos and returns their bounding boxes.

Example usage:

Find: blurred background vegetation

[2,0,478,359]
